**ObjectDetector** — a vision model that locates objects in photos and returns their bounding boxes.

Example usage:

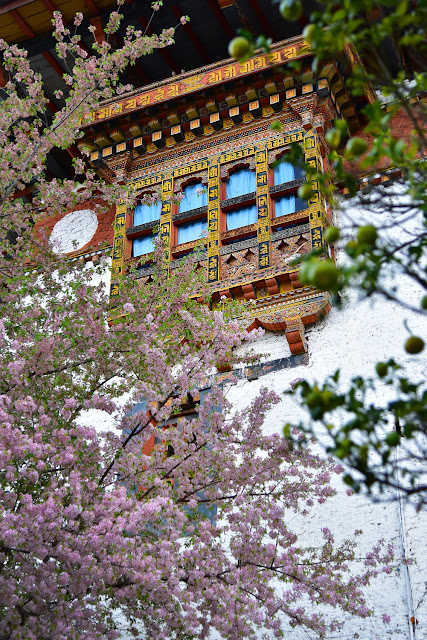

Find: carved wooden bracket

[285,317,306,355]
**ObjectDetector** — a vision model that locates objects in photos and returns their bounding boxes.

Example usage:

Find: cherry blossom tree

[0,4,393,639]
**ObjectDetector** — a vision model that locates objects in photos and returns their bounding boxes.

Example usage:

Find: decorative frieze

[269,178,306,195]
[173,205,208,223]
[220,191,256,211]
[133,265,155,278]
[220,237,258,256]
[271,223,310,241]
[126,220,158,236]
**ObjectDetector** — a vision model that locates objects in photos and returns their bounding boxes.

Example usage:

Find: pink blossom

[0,7,392,640]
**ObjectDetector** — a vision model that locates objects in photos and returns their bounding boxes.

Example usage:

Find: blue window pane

[273,159,304,184]
[180,183,208,213]
[133,235,155,257]
[226,169,256,199]
[134,201,161,226]
[226,204,257,231]
[275,195,306,218]
[177,218,208,245]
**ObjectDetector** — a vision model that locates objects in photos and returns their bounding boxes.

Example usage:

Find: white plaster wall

[223,192,427,639]
[84,194,426,639]
[235,328,292,363]
[50,208,98,253]
[225,291,426,639]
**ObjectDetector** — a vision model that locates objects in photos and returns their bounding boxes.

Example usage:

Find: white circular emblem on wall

[50,209,98,254]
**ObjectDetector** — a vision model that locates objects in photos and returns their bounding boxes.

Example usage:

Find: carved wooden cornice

[173,205,208,223]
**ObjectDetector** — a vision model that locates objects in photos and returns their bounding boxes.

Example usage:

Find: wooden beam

[90,16,105,45]
[138,16,180,74]
[0,64,7,88]
[0,0,34,16]
[82,0,100,15]
[245,0,277,41]
[10,8,35,38]
[7,9,60,112]
[13,185,35,199]
[171,5,211,65]
[66,144,79,158]
[46,98,58,113]
[42,51,65,80]
[206,0,234,39]
[39,0,57,17]
[10,5,68,82]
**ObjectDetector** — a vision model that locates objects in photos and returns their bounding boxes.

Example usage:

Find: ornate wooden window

[224,168,257,232]
[133,234,156,258]
[133,198,161,226]
[179,182,208,213]
[177,218,208,245]
[270,153,307,222]
[226,168,256,199]
[273,155,304,185]
[274,194,306,217]
[128,193,160,259]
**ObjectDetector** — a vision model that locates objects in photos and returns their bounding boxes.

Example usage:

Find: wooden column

[304,129,326,252]
[285,317,306,355]
[255,147,271,270]
[159,174,174,261]
[207,161,221,283]
[109,201,127,311]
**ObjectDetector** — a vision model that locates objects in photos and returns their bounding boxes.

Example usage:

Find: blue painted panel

[226,169,256,199]
[180,183,208,213]
[274,195,306,217]
[177,218,208,244]
[134,201,161,225]
[133,235,155,257]
[273,159,304,184]
[226,204,257,230]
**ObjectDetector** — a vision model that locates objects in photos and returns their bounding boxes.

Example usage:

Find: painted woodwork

[207,163,221,283]
[81,33,376,349]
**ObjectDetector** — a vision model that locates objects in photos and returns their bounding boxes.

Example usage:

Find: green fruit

[228,37,250,61]
[335,119,348,132]
[325,128,341,150]
[345,240,358,257]
[303,24,316,45]
[346,137,368,157]
[320,390,334,409]
[298,182,315,200]
[421,295,427,310]
[324,226,340,245]
[404,336,425,354]
[306,392,320,409]
[279,0,303,21]
[357,225,378,246]
[311,260,339,291]
[375,362,388,378]
[298,260,317,285]
[385,431,401,447]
